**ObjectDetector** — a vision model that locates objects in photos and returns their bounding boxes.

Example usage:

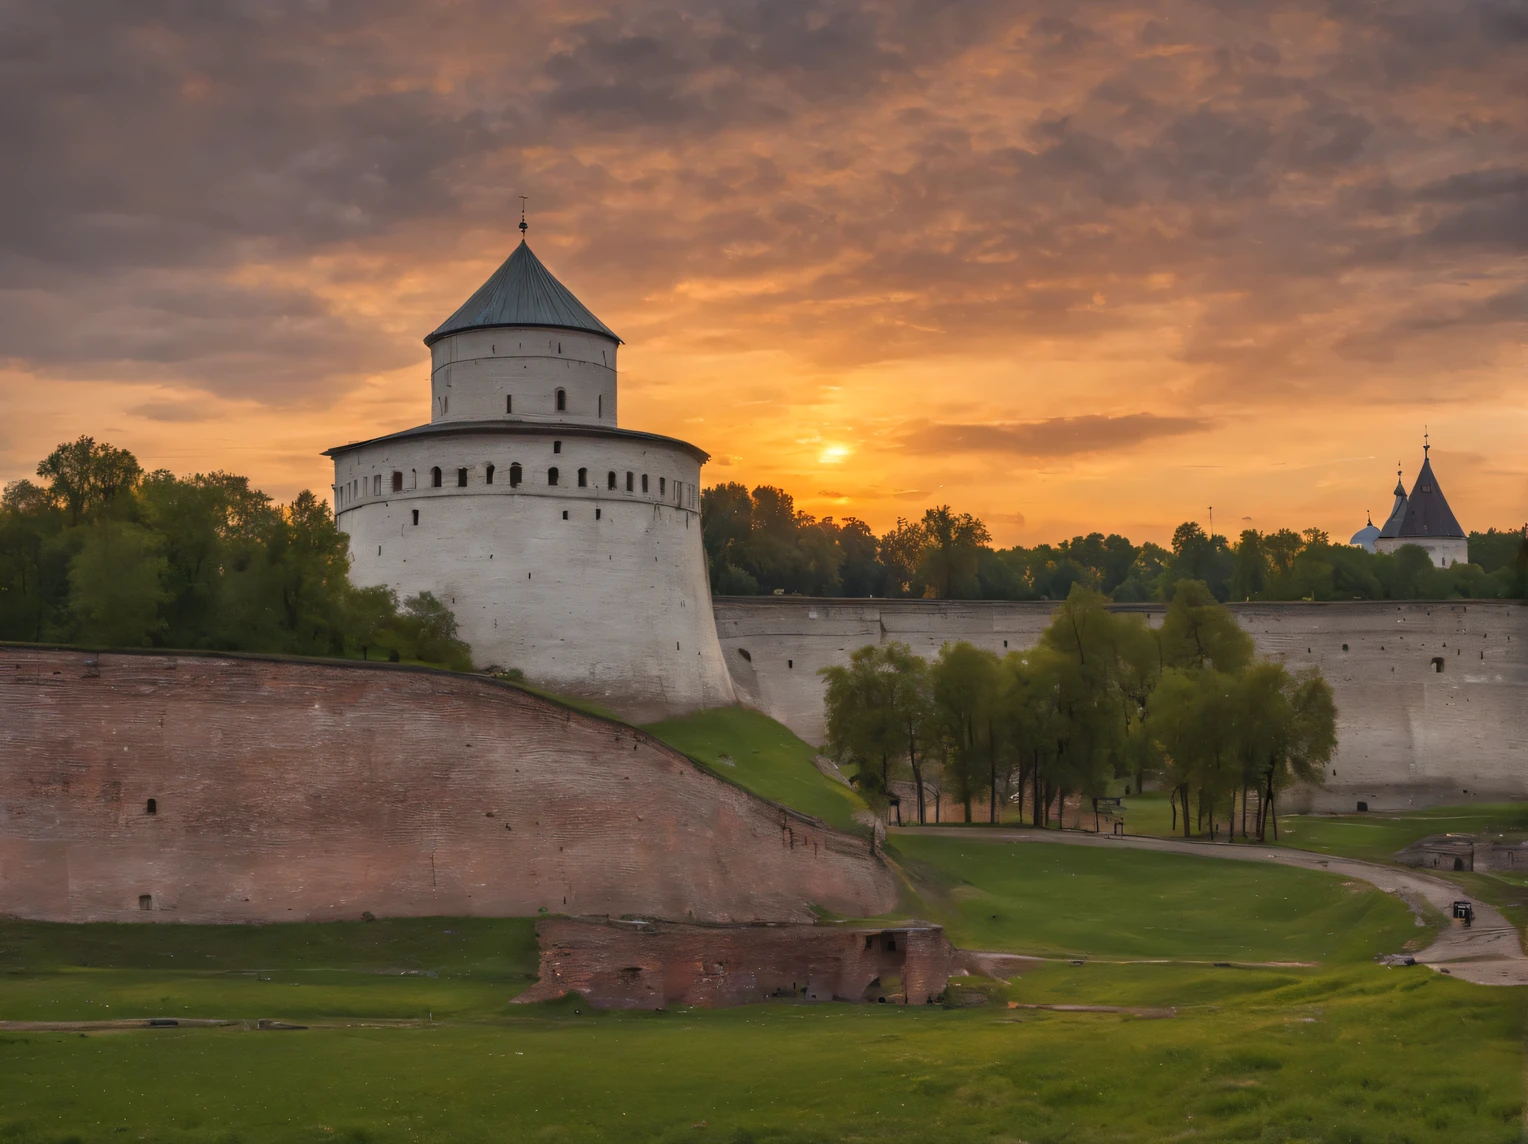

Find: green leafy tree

[1160,580,1254,672]
[0,437,475,670]
[1229,530,1267,601]
[36,436,144,525]
[877,517,928,598]
[67,521,169,646]
[917,507,990,599]
[820,642,935,823]
[995,646,1066,826]
[930,641,1001,821]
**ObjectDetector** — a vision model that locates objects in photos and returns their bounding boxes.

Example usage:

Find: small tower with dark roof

[1374,436,1469,568]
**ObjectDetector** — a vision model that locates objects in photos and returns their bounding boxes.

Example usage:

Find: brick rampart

[518,917,956,1008]
[0,647,897,924]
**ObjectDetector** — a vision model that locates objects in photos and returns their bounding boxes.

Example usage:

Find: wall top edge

[711,596,1525,612]
[323,420,710,464]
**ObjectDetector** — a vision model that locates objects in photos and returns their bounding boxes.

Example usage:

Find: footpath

[890,825,1528,987]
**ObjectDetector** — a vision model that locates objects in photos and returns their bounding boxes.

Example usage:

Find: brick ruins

[517,917,958,1008]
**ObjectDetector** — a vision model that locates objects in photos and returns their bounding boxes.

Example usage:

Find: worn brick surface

[0,647,897,924]
[518,917,956,1008]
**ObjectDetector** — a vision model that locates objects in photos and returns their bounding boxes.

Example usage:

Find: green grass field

[644,706,871,836]
[888,836,1424,963]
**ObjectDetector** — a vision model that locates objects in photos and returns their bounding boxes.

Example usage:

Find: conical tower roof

[425,240,620,346]
[1376,469,1408,539]
[1393,450,1464,539]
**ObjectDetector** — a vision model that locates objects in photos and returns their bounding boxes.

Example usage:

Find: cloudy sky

[3,0,1525,545]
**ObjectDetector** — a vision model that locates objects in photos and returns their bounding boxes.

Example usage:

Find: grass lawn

[644,706,871,836]
[888,836,1424,963]
[0,961,1518,1143]
[1269,803,1528,864]
[5,836,1518,1143]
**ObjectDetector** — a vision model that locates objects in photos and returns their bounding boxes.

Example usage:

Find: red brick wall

[0,647,898,924]
[519,917,956,1008]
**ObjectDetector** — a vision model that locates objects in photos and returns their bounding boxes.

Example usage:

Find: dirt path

[891,825,1528,987]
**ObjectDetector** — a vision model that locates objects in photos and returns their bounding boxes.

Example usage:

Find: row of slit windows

[338,465,697,508]
[410,466,666,494]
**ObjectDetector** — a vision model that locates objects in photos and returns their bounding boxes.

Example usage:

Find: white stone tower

[325,234,735,720]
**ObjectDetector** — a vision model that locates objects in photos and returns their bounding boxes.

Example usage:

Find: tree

[0,437,475,670]
[36,436,144,525]
[878,517,928,598]
[836,518,884,596]
[995,646,1065,826]
[820,642,935,823]
[1166,522,1234,600]
[930,641,1001,821]
[67,521,169,646]
[1229,530,1267,601]
[1034,586,1140,825]
[917,507,990,599]
[400,591,473,670]
[1160,580,1254,673]
[822,645,901,809]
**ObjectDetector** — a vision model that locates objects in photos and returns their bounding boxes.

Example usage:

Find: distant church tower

[1372,437,1469,568]
[325,230,735,719]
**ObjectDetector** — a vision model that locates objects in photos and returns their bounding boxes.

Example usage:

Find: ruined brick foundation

[517,917,957,1008]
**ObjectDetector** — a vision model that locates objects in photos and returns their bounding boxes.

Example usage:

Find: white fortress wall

[334,429,733,721]
[713,598,1528,812]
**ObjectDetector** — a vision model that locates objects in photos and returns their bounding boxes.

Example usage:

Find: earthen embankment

[0,647,897,924]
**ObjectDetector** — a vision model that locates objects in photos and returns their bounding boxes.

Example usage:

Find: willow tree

[930,641,1002,821]
[820,641,936,823]
[1237,664,1337,841]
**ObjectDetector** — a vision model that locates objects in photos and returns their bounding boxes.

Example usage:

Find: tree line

[701,483,1528,602]
[821,581,1337,841]
[0,437,471,668]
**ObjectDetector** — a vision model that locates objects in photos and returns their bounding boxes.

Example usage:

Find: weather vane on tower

[518,196,529,238]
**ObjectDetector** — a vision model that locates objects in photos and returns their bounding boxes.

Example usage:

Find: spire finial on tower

[1424,426,1429,456]
[518,196,528,239]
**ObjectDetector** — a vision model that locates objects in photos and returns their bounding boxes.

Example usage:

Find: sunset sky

[3,0,1525,547]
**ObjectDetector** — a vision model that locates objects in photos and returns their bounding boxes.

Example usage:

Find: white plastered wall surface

[333,428,733,722]
[712,598,1528,813]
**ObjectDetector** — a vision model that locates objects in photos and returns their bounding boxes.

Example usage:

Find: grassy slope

[889,835,1423,962]
[643,705,870,836]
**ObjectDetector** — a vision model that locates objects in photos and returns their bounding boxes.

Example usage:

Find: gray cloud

[897,414,1212,457]
[0,0,1524,413]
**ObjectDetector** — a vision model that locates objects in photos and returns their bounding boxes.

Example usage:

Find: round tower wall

[332,430,733,720]
[429,327,618,426]
[1374,536,1470,569]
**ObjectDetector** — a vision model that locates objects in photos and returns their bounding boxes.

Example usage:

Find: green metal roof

[424,240,620,346]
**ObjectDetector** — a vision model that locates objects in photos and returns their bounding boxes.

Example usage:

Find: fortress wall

[713,598,1528,813]
[0,647,896,925]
